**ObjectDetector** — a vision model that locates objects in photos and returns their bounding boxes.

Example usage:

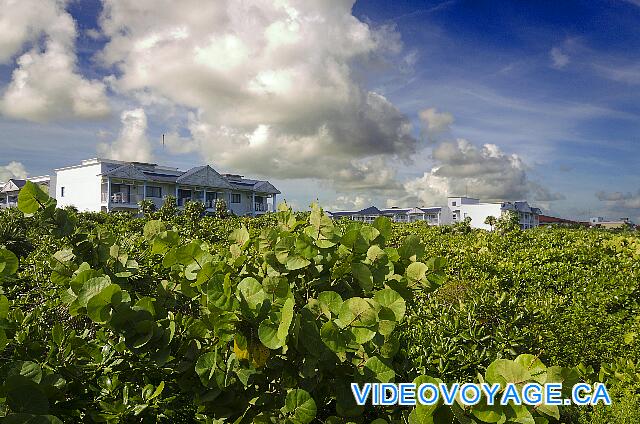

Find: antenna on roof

[162,134,165,149]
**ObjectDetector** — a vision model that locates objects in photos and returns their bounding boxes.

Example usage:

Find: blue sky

[1,0,639,220]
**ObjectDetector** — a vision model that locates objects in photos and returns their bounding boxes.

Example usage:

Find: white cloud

[329,195,373,211]
[419,107,453,141]
[97,108,153,162]
[550,47,570,69]
[97,0,416,190]
[593,62,640,85]
[0,0,109,122]
[397,139,562,207]
[0,161,28,182]
[596,190,640,209]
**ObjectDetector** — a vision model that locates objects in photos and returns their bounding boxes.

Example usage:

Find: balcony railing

[102,192,140,204]
[254,202,267,212]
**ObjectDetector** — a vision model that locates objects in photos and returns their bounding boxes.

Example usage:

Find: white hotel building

[53,158,280,216]
[329,196,542,230]
[448,196,541,230]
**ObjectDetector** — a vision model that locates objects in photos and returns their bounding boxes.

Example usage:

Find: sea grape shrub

[42,198,452,422]
[138,199,156,216]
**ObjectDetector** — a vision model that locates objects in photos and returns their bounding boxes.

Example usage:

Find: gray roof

[1,179,26,193]
[100,161,278,193]
[329,205,442,218]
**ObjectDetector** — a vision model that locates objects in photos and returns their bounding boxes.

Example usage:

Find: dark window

[452,201,456,206]
[255,195,264,203]
[61,187,65,197]
[231,193,241,203]
[146,185,162,198]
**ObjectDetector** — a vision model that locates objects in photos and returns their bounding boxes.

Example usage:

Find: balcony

[102,192,140,205]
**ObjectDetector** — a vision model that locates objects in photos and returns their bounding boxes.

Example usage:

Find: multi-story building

[328,206,451,225]
[589,216,634,229]
[447,196,541,230]
[1,175,55,209]
[329,197,541,230]
[54,158,280,215]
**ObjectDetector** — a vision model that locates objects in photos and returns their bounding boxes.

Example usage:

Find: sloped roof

[253,180,280,195]
[1,179,26,193]
[356,206,382,215]
[103,164,149,181]
[99,160,279,194]
[176,165,233,189]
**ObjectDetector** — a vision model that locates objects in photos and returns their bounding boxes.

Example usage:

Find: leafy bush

[0,182,637,423]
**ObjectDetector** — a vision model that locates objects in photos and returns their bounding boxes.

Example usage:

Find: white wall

[55,164,102,212]
[457,203,503,230]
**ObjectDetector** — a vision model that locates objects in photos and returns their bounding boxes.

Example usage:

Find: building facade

[328,206,451,225]
[589,216,634,229]
[447,196,541,230]
[1,175,55,209]
[330,197,541,230]
[54,158,280,216]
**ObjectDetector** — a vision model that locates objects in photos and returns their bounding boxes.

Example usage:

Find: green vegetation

[0,181,638,422]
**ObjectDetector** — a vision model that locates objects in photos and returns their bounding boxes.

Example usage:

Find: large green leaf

[320,320,349,353]
[86,284,122,323]
[373,289,406,322]
[351,262,373,292]
[363,356,395,383]
[318,291,342,318]
[0,248,19,277]
[5,375,49,415]
[398,235,424,261]
[514,354,547,384]
[195,351,218,386]
[338,297,378,328]
[406,262,428,284]
[259,317,283,349]
[485,359,531,386]
[0,294,9,319]
[17,181,51,215]
[283,389,317,424]
[143,220,166,240]
[236,277,267,313]
[278,297,294,342]
[76,276,112,308]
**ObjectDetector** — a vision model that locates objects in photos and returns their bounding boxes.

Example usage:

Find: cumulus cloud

[550,47,570,69]
[396,139,562,207]
[0,161,28,182]
[419,107,453,141]
[98,109,153,162]
[329,194,373,211]
[97,0,416,190]
[596,190,640,208]
[0,0,109,122]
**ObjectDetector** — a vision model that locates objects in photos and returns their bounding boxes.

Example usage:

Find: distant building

[447,196,541,230]
[328,206,451,225]
[328,197,542,230]
[1,175,55,209]
[54,158,280,216]
[589,216,634,229]
[539,215,587,227]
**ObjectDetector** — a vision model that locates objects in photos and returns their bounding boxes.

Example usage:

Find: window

[146,185,162,198]
[231,193,241,203]
[61,187,65,197]
[452,201,456,206]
